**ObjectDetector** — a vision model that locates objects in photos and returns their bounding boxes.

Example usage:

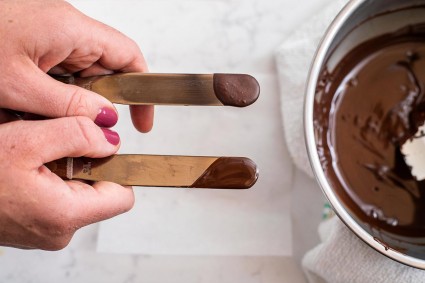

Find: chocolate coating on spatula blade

[213,74,260,107]
[190,157,259,189]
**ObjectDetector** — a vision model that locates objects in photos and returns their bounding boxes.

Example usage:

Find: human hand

[0,0,153,132]
[0,0,152,250]
[0,115,135,250]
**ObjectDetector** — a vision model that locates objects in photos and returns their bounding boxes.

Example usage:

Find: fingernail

[102,128,120,146]
[95,107,118,127]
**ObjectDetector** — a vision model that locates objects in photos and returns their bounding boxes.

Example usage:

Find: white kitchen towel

[275,0,347,178]
[275,0,425,282]
[303,217,425,283]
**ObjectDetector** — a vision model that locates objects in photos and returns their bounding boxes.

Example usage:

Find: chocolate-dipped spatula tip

[47,155,259,189]
[190,157,259,189]
[213,74,260,107]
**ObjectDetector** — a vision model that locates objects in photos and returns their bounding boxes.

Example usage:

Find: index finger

[92,21,154,133]
[96,23,148,73]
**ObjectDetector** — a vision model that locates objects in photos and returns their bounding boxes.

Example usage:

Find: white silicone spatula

[401,124,425,180]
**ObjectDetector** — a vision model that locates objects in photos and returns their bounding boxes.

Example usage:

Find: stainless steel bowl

[305,0,425,269]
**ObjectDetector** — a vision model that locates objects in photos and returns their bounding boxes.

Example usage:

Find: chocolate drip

[190,157,259,189]
[213,74,260,107]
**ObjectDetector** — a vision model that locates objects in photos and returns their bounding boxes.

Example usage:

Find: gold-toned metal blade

[55,73,222,106]
[71,155,218,187]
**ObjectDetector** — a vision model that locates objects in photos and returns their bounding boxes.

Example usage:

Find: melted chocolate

[315,24,425,256]
[190,157,259,189]
[213,74,260,107]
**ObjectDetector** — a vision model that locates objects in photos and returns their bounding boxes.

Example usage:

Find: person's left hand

[0,0,154,250]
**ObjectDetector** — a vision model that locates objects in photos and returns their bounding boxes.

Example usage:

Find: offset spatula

[53,73,260,107]
[46,155,259,189]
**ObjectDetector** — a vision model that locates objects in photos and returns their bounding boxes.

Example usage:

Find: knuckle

[126,191,136,212]
[33,214,76,251]
[39,236,72,251]
[45,211,73,233]
[1,121,39,166]
[72,116,96,153]
[129,38,140,51]
[65,87,91,117]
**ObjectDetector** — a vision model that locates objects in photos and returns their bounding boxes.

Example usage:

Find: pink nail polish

[102,128,120,146]
[95,107,118,127]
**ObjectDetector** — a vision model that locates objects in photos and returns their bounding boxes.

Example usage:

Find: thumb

[0,62,118,127]
[0,117,120,170]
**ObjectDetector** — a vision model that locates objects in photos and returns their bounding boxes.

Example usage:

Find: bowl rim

[304,0,425,269]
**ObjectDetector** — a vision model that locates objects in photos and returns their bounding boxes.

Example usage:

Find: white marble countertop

[0,0,329,282]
